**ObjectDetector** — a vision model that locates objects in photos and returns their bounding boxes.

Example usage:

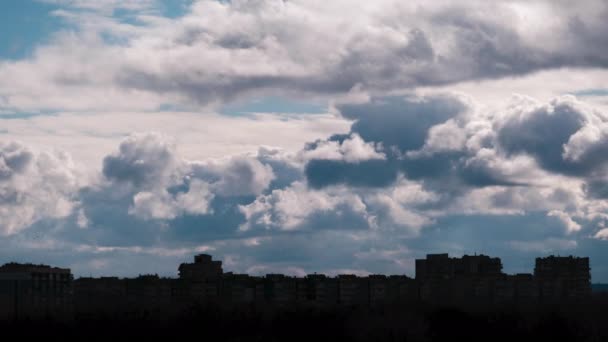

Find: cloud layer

[2,0,608,112]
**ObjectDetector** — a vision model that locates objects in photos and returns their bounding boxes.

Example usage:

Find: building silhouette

[178,254,223,279]
[535,255,591,299]
[0,253,595,320]
[415,253,504,304]
[0,263,73,319]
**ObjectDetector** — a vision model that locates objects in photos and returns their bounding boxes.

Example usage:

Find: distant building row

[0,253,592,319]
[415,253,590,303]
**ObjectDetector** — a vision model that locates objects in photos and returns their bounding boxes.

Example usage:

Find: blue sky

[0,1,63,59]
[0,0,194,59]
[1,0,608,281]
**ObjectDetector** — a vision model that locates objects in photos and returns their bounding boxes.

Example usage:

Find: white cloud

[239,176,439,235]
[200,156,276,196]
[130,179,213,220]
[300,133,385,163]
[408,119,466,156]
[446,182,584,218]
[76,208,89,228]
[239,181,371,231]
[594,228,608,240]
[0,141,85,235]
[130,190,177,220]
[547,210,583,233]
[364,177,437,233]
[365,194,433,233]
[101,132,280,220]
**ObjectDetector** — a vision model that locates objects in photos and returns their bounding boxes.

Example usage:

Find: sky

[1,0,608,281]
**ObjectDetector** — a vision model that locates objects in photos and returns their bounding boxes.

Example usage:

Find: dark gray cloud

[496,98,589,175]
[102,133,179,188]
[306,159,399,189]
[495,96,608,179]
[306,94,519,191]
[305,93,608,200]
[339,96,466,151]
[306,96,472,189]
[583,180,608,199]
[0,142,33,179]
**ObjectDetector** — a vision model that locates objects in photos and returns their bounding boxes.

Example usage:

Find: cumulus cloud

[102,132,181,188]
[239,174,441,236]
[595,228,608,240]
[446,183,582,217]
[300,133,385,163]
[311,94,608,195]
[130,180,213,220]
[82,132,219,229]
[305,95,471,189]
[0,141,83,235]
[294,92,608,245]
[360,176,439,234]
[547,210,583,233]
[98,132,281,222]
[408,119,467,156]
[195,157,276,197]
[238,181,372,231]
[495,95,606,176]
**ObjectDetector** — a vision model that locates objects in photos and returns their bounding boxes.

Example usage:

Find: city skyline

[1,252,606,339]
[2,1,608,283]
[1,252,602,284]
[0,252,595,322]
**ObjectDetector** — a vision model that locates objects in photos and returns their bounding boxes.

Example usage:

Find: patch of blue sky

[220,96,328,116]
[571,89,608,97]
[0,0,195,60]
[113,0,193,22]
[0,110,59,119]
[158,0,194,18]
[0,0,67,60]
